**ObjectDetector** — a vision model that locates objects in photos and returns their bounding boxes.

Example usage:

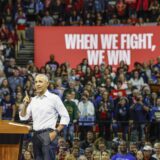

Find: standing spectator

[0,23,10,43]
[129,70,144,90]
[15,8,27,50]
[78,92,95,139]
[130,94,150,140]
[63,92,79,141]
[8,29,18,54]
[142,62,152,82]
[25,0,36,22]
[150,98,160,140]
[45,54,59,72]
[97,91,114,140]
[136,0,149,18]
[114,97,130,140]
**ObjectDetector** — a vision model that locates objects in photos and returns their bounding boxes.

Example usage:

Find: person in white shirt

[78,92,95,139]
[129,70,144,90]
[19,74,70,160]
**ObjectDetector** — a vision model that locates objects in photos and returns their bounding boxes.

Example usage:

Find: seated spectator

[71,146,80,159]
[0,78,11,97]
[0,70,6,86]
[136,150,144,160]
[152,142,160,160]
[23,150,34,160]
[65,153,76,160]
[78,155,87,160]
[148,0,159,22]
[51,0,65,25]
[25,0,36,22]
[0,91,15,120]
[69,10,81,26]
[111,140,136,160]
[41,10,54,26]
[84,147,92,160]
[14,91,23,121]
[101,151,110,160]
[142,145,156,160]
[116,0,127,20]
[8,67,24,94]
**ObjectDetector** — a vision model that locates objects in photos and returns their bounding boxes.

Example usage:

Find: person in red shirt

[15,8,27,51]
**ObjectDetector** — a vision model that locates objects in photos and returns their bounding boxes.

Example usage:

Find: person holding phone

[19,74,70,160]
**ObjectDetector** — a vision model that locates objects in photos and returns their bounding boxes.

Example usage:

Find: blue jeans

[63,124,74,141]
[32,130,57,160]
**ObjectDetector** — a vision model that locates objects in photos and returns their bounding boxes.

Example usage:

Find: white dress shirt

[19,90,70,131]
[78,100,95,116]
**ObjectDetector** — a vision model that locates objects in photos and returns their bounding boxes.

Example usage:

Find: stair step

[19,51,33,55]
[16,58,34,64]
[23,46,34,49]
[16,40,34,66]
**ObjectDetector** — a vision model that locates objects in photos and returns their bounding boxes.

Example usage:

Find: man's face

[143,150,152,157]
[87,132,93,141]
[35,75,49,96]
[66,93,72,101]
[157,98,160,106]
[119,141,127,154]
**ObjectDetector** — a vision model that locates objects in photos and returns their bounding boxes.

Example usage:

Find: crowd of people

[0,53,160,159]
[0,0,160,160]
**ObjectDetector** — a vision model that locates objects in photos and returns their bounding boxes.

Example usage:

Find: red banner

[35,26,160,70]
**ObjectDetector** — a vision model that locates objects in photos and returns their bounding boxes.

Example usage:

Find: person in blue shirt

[130,94,150,140]
[111,140,136,160]
[149,97,160,140]
[0,91,15,120]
